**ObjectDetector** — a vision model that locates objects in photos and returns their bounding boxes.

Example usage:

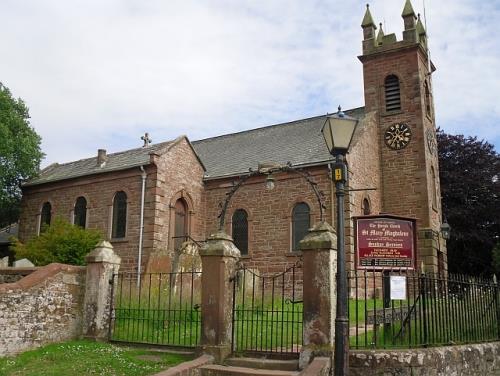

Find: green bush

[10,217,102,266]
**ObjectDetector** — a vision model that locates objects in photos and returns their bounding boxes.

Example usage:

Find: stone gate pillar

[82,241,121,340]
[299,222,337,368]
[199,231,240,363]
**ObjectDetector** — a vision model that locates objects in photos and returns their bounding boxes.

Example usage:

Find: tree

[437,128,500,275]
[0,82,44,227]
[10,217,102,266]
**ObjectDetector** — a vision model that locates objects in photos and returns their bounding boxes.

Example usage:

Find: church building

[18,1,447,276]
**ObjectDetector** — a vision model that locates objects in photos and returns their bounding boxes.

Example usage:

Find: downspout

[137,165,147,287]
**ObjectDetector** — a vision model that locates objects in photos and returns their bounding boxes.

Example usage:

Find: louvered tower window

[232,209,248,255]
[385,75,401,112]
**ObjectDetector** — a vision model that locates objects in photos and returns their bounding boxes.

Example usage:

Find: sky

[1,0,499,167]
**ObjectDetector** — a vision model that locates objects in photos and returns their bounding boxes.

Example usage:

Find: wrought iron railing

[231,261,303,355]
[109,270,202,348]
[348,269,500,349]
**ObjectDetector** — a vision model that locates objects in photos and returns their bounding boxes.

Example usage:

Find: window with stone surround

[74,196,87,228]
[292,202,310,251]
[232,209,248,255]
[112,191,127,238]
[173,198,188,250]
[424,80,431,117]
[39,202,51,233]
[385,75,401,112]
[362,198,371,215]
[431,166,437,209]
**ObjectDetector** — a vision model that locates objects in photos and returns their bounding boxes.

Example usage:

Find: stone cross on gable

[141,132,152,147]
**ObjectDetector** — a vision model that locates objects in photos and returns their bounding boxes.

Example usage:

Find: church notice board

[354,215,417,270]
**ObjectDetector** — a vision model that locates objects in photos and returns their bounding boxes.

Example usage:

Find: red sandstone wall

[346,111,382,270]
[147,137,205,269]
[203,166,333,275]
[18,167,156,270]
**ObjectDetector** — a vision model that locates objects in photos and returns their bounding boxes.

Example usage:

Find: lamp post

[321,106,358,376]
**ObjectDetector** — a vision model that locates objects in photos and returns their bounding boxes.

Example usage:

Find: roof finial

[416,13,426,35]
[377,23,385,45]
[402,0,416,17]
[361,3,376,28]
[141,132,152,147]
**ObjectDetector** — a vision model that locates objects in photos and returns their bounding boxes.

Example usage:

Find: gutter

[137,165,147,286]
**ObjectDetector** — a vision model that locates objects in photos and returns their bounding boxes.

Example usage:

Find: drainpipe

[137,165,147,287]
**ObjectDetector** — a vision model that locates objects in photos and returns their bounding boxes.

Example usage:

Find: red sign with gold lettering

[355,215,416,270]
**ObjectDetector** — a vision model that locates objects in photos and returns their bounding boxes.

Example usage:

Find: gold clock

[384,123,412,150]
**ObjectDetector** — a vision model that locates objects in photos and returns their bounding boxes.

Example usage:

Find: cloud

[0,0,498,166]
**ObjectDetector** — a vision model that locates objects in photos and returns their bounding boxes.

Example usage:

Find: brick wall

[0,263,85,356]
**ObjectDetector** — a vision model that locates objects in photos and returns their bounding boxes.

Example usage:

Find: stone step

[200,364,300,376]
[225,357,299,371]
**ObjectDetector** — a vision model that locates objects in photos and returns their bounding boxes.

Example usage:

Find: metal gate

[231,260,303,355]
[108,270,202,348]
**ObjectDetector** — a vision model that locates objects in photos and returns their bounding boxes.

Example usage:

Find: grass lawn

[0,340,193,376]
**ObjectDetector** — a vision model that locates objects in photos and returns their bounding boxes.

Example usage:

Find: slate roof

[192,107,365,179]
[24,140,174,186]
[24,107,365,185]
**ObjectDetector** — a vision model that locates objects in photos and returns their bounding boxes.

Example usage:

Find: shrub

[10,217,102,266]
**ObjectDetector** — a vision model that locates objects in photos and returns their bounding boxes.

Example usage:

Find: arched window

[431,167,437,209]
[424,81,431,116]
[292,202,310,251]
[112,191,127,238]
[40,202,51,233]
[385,75,401,112]
[232,209,248,255]
[362,198,371,215]
[173,198,188,250]
[74,196,87,228]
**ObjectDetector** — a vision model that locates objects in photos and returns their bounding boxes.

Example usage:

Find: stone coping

[0,267,38,274]
[0,263,85,293]
[299,357,331,376]
[153,354,214,376]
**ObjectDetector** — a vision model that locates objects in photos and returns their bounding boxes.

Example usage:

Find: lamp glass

[265,175,276,190]
[321,112,358,154]
[440,222,451,240]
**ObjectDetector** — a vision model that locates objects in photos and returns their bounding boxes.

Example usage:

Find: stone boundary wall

[299,357,331,376]
[153,355,214,376]
[0,263,86,357]
[350,342,500,376]
[0,267,38,284]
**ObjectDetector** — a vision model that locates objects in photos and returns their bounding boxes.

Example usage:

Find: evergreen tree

[438,129,500,275]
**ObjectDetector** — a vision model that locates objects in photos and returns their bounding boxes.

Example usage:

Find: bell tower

[359,1,446,273]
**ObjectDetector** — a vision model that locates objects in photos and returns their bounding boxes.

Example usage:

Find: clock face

[426,128,437,155]
[384,123,412,150]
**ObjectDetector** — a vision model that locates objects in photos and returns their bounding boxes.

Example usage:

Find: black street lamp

[321,106,358,376]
